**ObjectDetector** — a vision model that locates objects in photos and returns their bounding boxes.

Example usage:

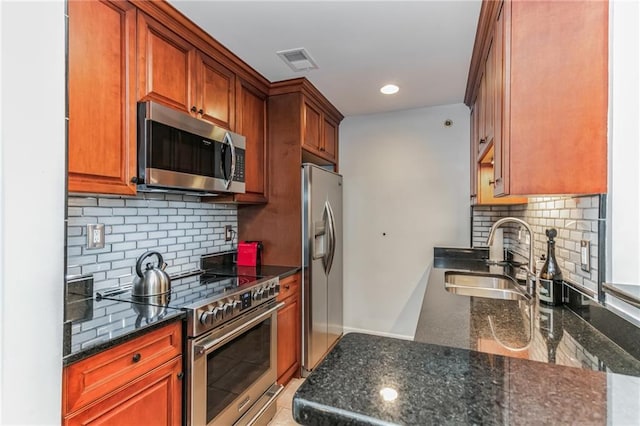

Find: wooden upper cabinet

[322,116,339,163]
[137,12,196,115]
[196,52,236,129]
[238,81,267,202]
[137,12,235,130]
[301,95,339,164]
[465,0,608,197]
[303,99,323,153]
[213,80,268,204]
[68,0,137,196]
[470,103,479,205]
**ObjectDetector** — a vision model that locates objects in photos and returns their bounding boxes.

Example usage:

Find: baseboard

[343,326,414,341]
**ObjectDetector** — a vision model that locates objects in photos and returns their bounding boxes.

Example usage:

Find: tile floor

[268,378,305,425]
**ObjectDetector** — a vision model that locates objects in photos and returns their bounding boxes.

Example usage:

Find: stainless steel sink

[444,271,531,301]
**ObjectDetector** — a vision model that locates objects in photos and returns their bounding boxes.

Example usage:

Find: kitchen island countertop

[293,332,640,425]
[414,249,640,376]
[293,248,640,425]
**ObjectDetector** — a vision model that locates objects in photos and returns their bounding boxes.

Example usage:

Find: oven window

[206,318,272,423]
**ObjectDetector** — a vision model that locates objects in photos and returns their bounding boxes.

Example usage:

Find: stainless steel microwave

[136,101,246,195]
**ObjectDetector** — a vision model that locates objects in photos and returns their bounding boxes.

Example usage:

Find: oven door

[189,300,283,426]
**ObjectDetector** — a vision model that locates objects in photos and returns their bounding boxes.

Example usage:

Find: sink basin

[444,271,531,302]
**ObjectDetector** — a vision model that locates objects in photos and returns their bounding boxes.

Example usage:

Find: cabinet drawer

[63,321,182,414]
[63,356,182,426]
[277,273,300,302]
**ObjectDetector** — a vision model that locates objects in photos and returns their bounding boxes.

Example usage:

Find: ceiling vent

[277,48,319,72]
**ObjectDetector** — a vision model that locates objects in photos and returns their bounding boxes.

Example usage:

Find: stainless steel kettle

[132,251,171,296]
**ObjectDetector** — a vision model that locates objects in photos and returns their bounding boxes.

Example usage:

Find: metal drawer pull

[132,353,141,363]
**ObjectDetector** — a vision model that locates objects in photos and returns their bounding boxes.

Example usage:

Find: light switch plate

[580,240,590,272]
[86,224,105,249]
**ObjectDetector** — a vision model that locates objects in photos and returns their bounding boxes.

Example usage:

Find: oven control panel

[194,277,279,335]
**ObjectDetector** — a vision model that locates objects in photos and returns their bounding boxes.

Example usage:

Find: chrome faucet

[487,217,536,296]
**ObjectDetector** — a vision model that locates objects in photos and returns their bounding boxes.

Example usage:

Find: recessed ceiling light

[380,84,399,95]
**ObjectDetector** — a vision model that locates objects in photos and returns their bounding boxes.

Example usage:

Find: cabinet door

[302,99,322,153]
[506,0,608,195]
[469,103,478,205]
[484,38,495,148]
[197,53,235,129]
[277,273,301,385]
[68,0,137,196]
[476,72,486,154]
[493,1,507,196]
[322,116,338,163]
[137,12,196,115]
[236,80,267,202]
[64,357,182,426]
[63,321,182,414]
[277,294,300,385]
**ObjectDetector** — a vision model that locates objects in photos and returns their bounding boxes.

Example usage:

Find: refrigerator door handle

[325,201,336,275]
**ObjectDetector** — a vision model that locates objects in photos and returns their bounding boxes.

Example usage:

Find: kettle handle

[135,251,164,278]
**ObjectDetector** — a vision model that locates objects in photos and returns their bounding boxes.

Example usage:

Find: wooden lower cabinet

[63,357,182,426]
[277,273,301,385]
[62,321,183,425]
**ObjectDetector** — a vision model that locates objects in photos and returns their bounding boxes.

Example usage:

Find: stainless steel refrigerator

[301,163,343,375]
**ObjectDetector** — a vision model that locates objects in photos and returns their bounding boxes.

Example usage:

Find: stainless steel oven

[188,299,284,426]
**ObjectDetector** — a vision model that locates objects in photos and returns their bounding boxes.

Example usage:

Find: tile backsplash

[472,195,603,296]
[66,193,237,292]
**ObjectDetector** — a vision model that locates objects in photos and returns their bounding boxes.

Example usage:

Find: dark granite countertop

[414,250,640,376]
[63,295,185,366]
[293,333,640,425]
[62,265,297,366]
[255,264,300,279]
[293,248,640,425]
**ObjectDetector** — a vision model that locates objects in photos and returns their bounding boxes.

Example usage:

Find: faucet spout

[486,217,536,296]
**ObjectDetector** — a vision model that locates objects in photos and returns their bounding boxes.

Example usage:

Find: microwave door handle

[223,132,236,190]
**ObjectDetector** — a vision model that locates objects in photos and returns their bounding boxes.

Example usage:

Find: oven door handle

[194,302,284,356]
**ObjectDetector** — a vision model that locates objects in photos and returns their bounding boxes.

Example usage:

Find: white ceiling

[168,1,481,117]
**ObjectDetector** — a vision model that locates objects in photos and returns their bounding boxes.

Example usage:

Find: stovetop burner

[97,267,280,337]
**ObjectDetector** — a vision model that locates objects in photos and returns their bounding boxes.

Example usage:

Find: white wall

[606,0,640,323]
[608,0,640,285]
[1,2,65,424]
[340,104,470,339]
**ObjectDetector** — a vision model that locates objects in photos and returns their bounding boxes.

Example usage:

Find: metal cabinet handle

[198,109,204,115]
[190,106,197,113]
[132,353,141,363]
[479,138,486,144]
[284,284,290,290]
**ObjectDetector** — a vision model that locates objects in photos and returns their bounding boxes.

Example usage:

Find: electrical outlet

[86,224,105,249]
[224,225,233,242]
